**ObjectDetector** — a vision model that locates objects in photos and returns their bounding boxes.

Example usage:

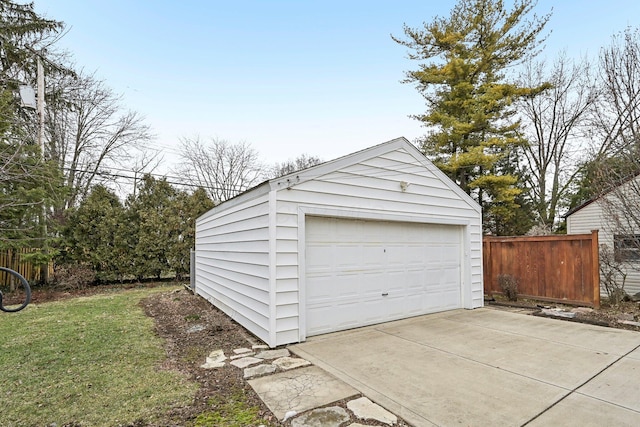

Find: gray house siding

[567,179,640,296]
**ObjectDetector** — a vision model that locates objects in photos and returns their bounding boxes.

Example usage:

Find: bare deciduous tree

[269,154,322,178]
[517,53,597,229]
[592,28,640,157]
[583,29,640,297]
[587,28,640,235]
[177,136,265,203]
[45,72,153,211]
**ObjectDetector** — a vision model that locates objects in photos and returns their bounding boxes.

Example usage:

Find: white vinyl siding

[270,148,482,345]
[195,138,483,347]
[195,196,271,343]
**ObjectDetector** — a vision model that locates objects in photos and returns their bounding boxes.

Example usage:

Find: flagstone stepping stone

[200,349,226,369]
[244,363,277,379]
[272,356,311,370]
[291,406,350,427]
[231,352,254,360]
[230,356,262,368]
[347,396,397,425]
[186,324,205,333]
[255,349,290,359]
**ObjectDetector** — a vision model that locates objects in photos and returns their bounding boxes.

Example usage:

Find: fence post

[482,238,490,295]
[190,249,196,292]
[591,230,600,309]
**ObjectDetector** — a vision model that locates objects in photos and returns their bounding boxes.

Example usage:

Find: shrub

[599,244,628,305]
[498,274,518,301]
[52,264,96,290]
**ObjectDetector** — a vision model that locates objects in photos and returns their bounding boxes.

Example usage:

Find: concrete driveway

[290,308,640,426]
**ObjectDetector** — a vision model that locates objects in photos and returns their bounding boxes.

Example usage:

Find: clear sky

[31,0,640,172]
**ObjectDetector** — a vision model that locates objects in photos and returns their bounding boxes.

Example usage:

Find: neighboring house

[194,137,483,347]
[566,174,640,296]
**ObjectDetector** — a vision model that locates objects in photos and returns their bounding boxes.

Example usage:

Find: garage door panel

[361,299,386,323]
[362,245,385,267]
[386,270,408,293]
[361,271,385,295]
[333,273,361,298]
[306,217,462,336]
[305,245,333,272]
[306,275,338,303]
[306,305,333,334]
[442,266,461,281]
[406,269,427,290]
[405,246,428,265]
[438,245,461,262]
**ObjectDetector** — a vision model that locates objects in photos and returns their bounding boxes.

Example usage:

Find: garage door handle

[382,293,388,297]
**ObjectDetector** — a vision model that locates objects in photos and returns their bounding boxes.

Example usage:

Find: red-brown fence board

[483,231,600,308]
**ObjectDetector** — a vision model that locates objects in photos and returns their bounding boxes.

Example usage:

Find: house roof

[201,137,481,219]
[563,198,597,218]
[564,171,640,218]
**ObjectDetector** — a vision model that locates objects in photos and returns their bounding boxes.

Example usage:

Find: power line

[60,166,249,192]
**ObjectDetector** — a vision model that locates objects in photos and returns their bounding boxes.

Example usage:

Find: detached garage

[194,137,483,347]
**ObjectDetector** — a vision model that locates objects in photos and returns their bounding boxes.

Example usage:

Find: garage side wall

[273,147,483,346]
[195,195,271,344]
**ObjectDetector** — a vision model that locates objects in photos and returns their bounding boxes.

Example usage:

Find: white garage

[195,138,483,347]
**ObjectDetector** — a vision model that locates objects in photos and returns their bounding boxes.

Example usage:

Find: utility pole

[37,56,49,284]
[37,57,44,152]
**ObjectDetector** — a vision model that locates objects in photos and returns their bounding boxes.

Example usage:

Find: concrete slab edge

[290,346,435,427]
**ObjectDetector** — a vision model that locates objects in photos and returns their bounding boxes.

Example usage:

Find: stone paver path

[199,346,401,425]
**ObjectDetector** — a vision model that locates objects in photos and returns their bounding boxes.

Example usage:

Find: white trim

[197,181,270,222]
[298,205,472,227]
[462,225,472,308]
[298,206,471,339]
[268,190,277,347]
[297,210,307,343]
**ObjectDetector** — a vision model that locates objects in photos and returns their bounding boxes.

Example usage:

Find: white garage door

[305,216,462,336]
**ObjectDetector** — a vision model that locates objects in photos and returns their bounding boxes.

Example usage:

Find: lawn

[0,285,198,427]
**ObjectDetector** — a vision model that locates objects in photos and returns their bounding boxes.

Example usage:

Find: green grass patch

[0,286,198,427]
[195,388,265,427]
[184,313,201,322]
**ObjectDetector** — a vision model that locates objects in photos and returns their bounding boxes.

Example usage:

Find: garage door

[305,216,462,336]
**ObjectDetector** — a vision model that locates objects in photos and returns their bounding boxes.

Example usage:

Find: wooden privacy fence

[0,248,53,284]
[483,231,600,307]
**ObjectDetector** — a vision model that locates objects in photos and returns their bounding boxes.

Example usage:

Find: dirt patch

[138,287,413,427]
[138,287,281,426]
[27,282,169,304]
[487,295,640,331]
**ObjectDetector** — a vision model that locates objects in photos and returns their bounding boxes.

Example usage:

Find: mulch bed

[137,288,412,427]
[138,287,281,426]
[487,295,640,331]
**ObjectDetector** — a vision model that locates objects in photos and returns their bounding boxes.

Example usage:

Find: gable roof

[271,136,480,212]
[563,198,597,219]
[203,137,481,217]
[564,171,640,218]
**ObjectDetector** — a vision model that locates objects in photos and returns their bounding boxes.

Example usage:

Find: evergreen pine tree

[394,0,550,234]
